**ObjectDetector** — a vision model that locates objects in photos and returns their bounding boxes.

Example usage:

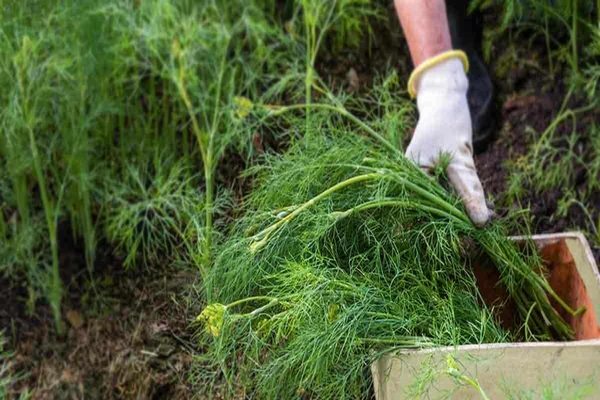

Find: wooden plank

[372,233,600,399]
[373,340,600,399]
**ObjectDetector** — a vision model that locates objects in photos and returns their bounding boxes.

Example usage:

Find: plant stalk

[250,173,385,251]
[16,57,63,334]
[227,295,277,309]
[175,64,210,279]
[572,0,579,75]
[335,199,467,226]
[266,103,402,157]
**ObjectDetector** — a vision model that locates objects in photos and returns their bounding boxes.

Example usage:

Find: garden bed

[1,1,598,399]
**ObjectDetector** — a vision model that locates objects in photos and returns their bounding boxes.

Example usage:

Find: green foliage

[356,71,414,148]
[505,89,599,248]
[195,96,579,397]
[0,0,379,330]
[289,0,381,53]
[0,0,287,327]
[473,0,598,79]
[475,1,600,253]
[0,332,30,400]
[103,160,203,268]
[583,27,600,99]
[0,1,109,331]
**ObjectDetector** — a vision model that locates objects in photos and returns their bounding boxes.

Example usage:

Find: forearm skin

[394,0,453,67]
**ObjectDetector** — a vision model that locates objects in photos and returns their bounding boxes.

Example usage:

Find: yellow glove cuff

[407,50,469,99]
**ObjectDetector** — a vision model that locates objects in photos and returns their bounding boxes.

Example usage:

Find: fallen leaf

[61,368,77,383]
[347,68,359,91]
[66,309,84,329]
[150,322,169,335]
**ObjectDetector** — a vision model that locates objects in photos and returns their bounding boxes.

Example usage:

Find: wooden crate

[371,232,600,399]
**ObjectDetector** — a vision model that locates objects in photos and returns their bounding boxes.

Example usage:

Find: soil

[3,4,599,400]
[1,225,201,400]
[473,59,600,264]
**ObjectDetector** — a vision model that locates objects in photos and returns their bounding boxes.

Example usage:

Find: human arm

[394,0,490,226]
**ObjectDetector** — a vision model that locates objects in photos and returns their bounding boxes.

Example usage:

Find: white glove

[406,56,490,227]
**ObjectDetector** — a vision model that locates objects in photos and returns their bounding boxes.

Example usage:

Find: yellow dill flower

[197,303,227,337]
[233,96,254,120]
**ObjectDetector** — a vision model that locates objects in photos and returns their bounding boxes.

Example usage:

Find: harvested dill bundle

[197,109,580,398]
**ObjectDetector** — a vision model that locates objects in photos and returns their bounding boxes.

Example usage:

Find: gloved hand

[406,55,490,227]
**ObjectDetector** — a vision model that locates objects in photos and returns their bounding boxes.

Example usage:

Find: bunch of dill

[194,102,579,398]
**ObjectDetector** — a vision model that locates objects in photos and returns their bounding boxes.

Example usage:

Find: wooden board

[372,340,600,399]
[371,232,600,399]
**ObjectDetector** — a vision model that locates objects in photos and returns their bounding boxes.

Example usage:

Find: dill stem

[251,173,384,247]
[227,295,276,309]
[315,163,470,224]
[17,64,62,334]
[344,199,468,226]
[27,123,62,334]
[359,337,435,347]
[176,67,208,162]
[536,277,585,317]
[203,160,213,278]
[485,236,577,338]
[246,298,280,317]
[267,103,401,156]
[523,302,539,341]
[453,373,489,400]
[203,45,229,274]
[175,62,213,278]
[513,290,547,336]
[390,176,470,224]
[479,232,577,339]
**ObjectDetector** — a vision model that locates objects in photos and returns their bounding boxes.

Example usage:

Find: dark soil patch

[2,226,201,400]
[473,58,600,262]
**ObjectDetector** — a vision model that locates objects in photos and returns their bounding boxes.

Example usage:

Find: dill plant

[103,160,202,268]
[490,7,600,251]
[0,0,303,328]
[1,14,75,332]
[196,88,581,396]
[101,0,301,280]
[471,0,597,79]
[192,3,594,393]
